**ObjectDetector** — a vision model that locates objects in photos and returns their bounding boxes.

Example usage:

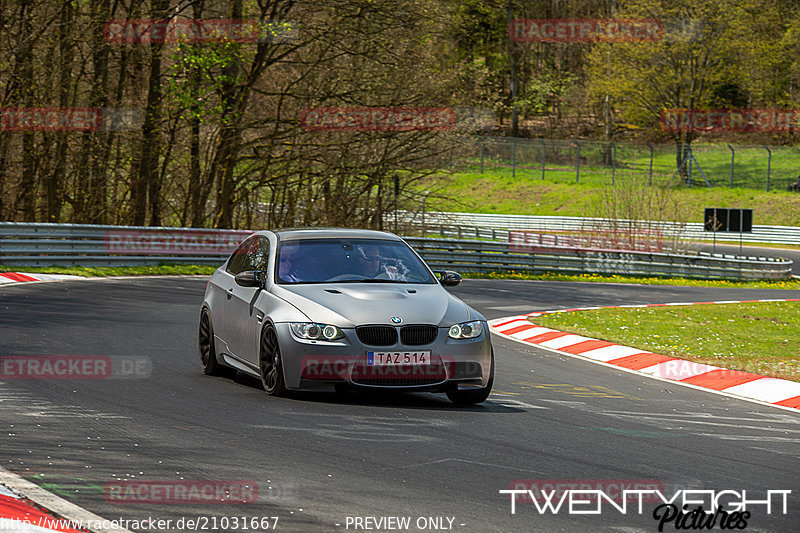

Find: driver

[355,244,408,280]
[355,244,383,277]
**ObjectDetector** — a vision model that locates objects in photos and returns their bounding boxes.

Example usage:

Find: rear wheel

[199,309,223,376]
[260,324,287,396]
[446,350,494,405]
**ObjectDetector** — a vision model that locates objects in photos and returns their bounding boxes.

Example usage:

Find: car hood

[270,283,480,327]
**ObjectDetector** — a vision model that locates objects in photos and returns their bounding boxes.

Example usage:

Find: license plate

[366,351,431,366]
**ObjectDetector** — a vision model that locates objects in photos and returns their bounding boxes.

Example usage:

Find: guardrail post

[764,146,771,191]
[574,141,581,183]
[687,145,693,188]
[727,144,734,187]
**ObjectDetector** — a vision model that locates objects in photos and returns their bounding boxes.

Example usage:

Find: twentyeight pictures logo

[500,485,790,531]
[510,19,664,42]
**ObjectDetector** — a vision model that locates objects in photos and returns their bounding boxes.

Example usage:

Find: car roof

[261,227,404,242]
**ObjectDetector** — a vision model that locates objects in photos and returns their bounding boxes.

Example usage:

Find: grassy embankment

[530,301,800,382]
[420,168,800,227]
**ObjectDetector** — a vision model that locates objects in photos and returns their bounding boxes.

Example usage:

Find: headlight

[448,320,483,339]
[290,322,344,341]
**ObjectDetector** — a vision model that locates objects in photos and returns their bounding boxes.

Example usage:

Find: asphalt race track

[1,277,799,532]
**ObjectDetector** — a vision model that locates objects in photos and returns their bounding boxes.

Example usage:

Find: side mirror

[438,270,462,287]
[235,270,263,288]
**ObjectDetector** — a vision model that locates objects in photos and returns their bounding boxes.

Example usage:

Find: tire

[199,309,223,376]
[259,324,287,396]
[446,350,494,405]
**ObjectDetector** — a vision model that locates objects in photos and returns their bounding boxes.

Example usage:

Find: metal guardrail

[0,222,793,280]
[0,222,251,267]
[402,211,800,246]
[403,238,792,281]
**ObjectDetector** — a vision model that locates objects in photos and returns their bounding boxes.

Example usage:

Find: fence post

[764,146,771,191]
[687,145,692,187]
[611,143,616,186]
[512,138,517,178]
[540,139,546,180]
[480,143,485,174]
[727,144,734,187]
[646,143,653,185]
[574,141,581,183]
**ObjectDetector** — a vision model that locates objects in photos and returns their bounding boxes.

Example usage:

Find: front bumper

[274,322,493,391]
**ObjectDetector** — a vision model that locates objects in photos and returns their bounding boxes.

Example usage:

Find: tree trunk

[46,0,74,222]
[88,0,111,224]
[212,0,244,229]
[15,0,36,220]
[132,0,169,226]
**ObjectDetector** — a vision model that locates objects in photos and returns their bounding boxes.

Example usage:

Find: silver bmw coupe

[199,228,494,404]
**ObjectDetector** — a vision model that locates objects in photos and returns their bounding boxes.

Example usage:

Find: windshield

[275,238,436,284]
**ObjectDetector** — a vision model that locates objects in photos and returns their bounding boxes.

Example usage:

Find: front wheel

[259,324,287,396]
[446,350,494,405]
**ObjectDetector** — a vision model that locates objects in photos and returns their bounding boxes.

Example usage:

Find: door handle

[227,287,234,300]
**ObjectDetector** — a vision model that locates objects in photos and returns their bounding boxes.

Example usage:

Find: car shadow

[229,370,524,413]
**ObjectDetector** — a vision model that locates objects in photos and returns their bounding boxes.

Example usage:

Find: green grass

[462,271,800,290]
[530,301,800,382]
[1,264,217,277]
[461,141,800,190]
[419,169,800,226]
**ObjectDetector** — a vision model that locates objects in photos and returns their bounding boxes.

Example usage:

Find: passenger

[278,244,302,282]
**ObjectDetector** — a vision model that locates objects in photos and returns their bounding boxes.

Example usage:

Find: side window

[251,237,270,271]
[226,236,258,275]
